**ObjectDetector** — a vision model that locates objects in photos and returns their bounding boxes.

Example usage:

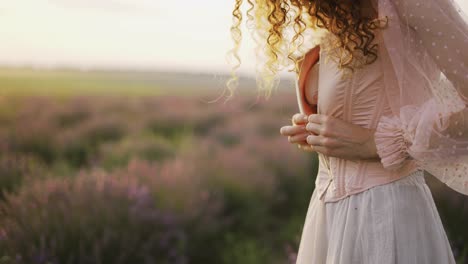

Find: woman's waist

[315,155,421,197]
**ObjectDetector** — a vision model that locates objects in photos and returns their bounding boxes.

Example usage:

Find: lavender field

[0,69,466,263]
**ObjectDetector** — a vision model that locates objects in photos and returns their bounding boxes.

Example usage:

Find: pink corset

[296,41,420,203]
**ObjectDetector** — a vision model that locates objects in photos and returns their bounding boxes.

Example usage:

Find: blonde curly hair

[225,0,388,100]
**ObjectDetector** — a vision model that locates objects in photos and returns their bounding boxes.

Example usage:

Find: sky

[1,0,467,74]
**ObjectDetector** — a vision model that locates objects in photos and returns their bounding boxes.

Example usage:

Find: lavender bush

[0,174,187,264]
[0,92,466,263]
[426,175,468,262]
[0,154,44,200]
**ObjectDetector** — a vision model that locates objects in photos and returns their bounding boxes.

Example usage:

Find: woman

[227,0,468,263]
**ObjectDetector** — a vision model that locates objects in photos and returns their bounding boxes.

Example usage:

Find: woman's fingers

[306,134,323,146]
[292,113,309,125]
[308,114,328,124]
[282,113,326,153]
[306,114,339,138]
[305,122,322,135]
[280,124,307,136]
[298,144,315,152]
[288,133,309,144]
[305,144,328,154]
[298,143,327,153]
[307,134,339,148]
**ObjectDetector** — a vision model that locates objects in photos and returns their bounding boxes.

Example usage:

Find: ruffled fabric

[374,115,412,171]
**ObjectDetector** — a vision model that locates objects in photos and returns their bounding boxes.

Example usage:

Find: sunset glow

[1,0,467,74]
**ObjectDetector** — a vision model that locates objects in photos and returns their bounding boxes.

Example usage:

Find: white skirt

[295,170,456,264]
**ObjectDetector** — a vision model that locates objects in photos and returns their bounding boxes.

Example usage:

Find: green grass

[0,67,211,97]
[0,67,294,98]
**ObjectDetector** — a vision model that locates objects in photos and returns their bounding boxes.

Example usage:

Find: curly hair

[225,0,388,100]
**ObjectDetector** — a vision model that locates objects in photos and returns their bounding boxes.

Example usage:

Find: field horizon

[0,66,296,97]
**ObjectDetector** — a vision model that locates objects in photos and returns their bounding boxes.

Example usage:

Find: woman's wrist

[373,115,412,170]
[361,128,381,161]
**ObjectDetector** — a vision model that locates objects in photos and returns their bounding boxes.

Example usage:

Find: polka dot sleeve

[373,0,468,194]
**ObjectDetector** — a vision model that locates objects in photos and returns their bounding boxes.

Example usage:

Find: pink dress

[294,31,456,264]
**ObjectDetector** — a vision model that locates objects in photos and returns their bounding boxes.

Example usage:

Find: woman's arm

[372,0,468,171]
[393,0,468,98]
[304,114,380,160]
[281,112,381,159]
[371,0,468,194]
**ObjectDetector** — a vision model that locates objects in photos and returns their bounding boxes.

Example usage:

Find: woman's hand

[305,114,380,160]
[280,113,316,152]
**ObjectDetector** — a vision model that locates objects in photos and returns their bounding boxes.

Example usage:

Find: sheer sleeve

[394,0,468,95]
[373,0,468,195]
